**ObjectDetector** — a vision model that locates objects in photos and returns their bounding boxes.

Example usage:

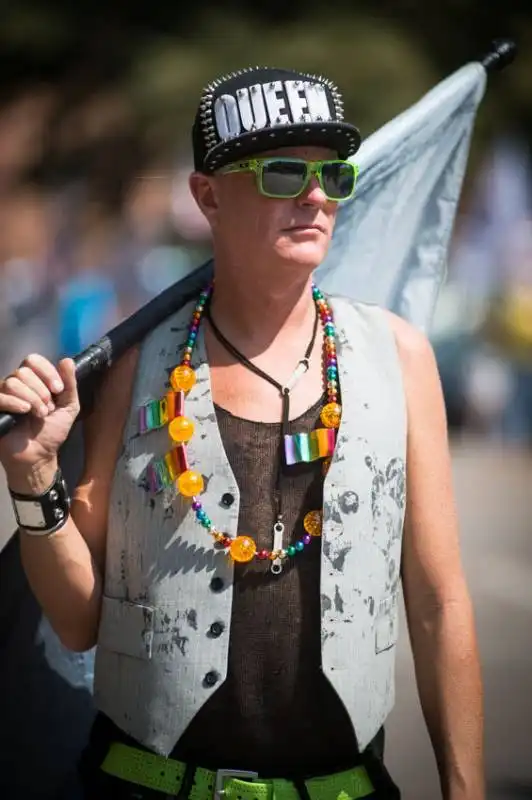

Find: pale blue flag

[316,62,487,332]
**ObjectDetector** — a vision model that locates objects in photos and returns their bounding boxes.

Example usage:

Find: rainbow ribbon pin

[284,428,336,466]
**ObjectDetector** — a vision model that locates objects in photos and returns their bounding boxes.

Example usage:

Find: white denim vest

[94,294,407,757]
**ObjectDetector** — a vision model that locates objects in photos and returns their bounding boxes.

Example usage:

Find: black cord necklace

[205,302,321,574]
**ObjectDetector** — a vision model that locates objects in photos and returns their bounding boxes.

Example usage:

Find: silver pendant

[282,357,309,394]
[271,520,285,575]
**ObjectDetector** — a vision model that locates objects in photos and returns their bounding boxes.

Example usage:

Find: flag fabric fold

[317,62,487,332]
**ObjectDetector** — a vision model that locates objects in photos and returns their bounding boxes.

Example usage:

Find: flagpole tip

[481,39,517,72]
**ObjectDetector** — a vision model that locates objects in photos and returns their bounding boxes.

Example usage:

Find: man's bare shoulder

[381,308,449,474]
[382,308,433,355]
[381,309,438,379]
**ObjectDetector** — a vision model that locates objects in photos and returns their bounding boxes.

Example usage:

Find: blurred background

[1,2,532,442]
[0,2,531,799]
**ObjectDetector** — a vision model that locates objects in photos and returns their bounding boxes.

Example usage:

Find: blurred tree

[0,1,530,205]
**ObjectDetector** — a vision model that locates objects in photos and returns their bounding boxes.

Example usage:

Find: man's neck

[209,262,316,352]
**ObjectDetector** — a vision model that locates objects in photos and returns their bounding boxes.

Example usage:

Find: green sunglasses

[218,157,359,202]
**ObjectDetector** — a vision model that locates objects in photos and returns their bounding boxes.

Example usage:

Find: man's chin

[276,242,330,270]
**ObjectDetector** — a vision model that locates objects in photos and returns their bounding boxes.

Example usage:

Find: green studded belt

[101,742,375,800]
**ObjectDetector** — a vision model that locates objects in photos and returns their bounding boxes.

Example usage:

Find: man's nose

[297,175,328,207]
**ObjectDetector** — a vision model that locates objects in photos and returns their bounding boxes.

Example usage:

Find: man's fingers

[0,392,32,415]
[56,359,80,410]
[20,354,65,396]
[13,366,55,411]
[1,377,49,417]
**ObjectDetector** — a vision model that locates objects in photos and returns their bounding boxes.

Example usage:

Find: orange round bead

[169,415,195,443]
[320,402,342,429]
[229,536,257,563]
[322,458,331,476]
[177,470,204,497]
[170,365,196,393]
[303,510,322,537]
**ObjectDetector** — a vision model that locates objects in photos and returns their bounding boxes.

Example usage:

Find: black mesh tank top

[85,397,385,780]
[171,396,360,775]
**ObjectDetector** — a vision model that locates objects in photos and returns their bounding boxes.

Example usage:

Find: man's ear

[189,172,219,225]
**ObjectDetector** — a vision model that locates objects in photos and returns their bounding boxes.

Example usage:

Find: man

[0,67,483,799]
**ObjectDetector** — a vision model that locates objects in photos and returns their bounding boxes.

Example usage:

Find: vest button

[209,621,224,638]
[210,576,224,592]
[203,670,219,688]
[221,492,235,508]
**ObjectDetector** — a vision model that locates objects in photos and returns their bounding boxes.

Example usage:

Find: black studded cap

[192,66,361,174]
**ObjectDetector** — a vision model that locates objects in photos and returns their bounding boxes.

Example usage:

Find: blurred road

[1,437,531,798]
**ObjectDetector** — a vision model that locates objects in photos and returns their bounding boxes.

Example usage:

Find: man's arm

[386,310,484,800]
[14,347,138,652]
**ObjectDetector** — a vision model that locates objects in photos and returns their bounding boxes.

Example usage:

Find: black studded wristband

[9,468,71,535]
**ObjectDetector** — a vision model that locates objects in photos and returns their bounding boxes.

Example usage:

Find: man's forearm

[409,594,485,799]
[9,459,103,653]
[20,519,103,652]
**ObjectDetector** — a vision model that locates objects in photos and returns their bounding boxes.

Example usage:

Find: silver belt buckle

[214,769,259,800]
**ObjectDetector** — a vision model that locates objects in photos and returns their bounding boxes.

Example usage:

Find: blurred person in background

[481,218,532,445]
[437,139,532,445]
[57,267,119,357]
[50,199,121,357]
[0,67,484,800]
[0,188,57,373]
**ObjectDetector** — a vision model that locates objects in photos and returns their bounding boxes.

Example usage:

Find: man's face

[190,146,341,273]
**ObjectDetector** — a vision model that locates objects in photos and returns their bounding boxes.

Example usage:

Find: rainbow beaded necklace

[140,283,341,574]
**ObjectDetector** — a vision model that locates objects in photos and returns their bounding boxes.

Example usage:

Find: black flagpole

[480,37,517,72]
[0,37,517,440]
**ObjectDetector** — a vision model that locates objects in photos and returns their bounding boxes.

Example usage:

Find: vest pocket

[374,593,399,654]
[98,596,155,660]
